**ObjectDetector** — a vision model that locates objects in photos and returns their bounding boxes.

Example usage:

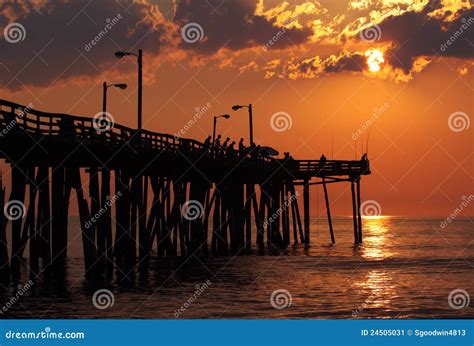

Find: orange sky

[0,0,472,216]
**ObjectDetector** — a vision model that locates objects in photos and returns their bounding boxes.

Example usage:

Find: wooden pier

[0,99,370,284]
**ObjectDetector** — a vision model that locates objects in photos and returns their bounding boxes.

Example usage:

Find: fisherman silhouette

[215,134,222,146]
[320,154,327,165]
[227,141,236,157]
[238,138,245,153]
[222,137,230,149]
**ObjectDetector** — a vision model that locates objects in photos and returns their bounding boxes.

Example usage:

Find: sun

[365,48,384,72]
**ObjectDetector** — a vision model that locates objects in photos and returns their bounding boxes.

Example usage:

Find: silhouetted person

[227,141,236,157]
[203,135,212,146]
[238,138,245,152]
[215,134,222,147]
[222,137,230,149]
[320,154,327,165]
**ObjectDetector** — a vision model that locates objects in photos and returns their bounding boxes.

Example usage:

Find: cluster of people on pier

[202,135,257,159]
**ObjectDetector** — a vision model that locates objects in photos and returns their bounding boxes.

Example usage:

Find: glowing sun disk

[365,49,384,72]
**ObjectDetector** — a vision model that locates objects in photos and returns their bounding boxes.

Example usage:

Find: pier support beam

[10,165,27,282]
[350,179,359,244]
[0,175,9,285]
[356,178,363,243]
[322,178,335,244]
[303,180,310,244]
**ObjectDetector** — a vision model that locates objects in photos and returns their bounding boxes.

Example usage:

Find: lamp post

[102,82,128,120]
[114,49,142,129]
[232,104,253,146]
[213,114,230,144]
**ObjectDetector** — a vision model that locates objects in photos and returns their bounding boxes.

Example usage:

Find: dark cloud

[270,51,367,79]
[0,0,173,90]
[174,0,312,53]
[362,2,474,72]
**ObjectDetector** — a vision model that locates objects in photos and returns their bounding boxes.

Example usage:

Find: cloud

[269,50,368,79]
[0,0,174,90]
[374,4,474,72]
[174,0,313,53]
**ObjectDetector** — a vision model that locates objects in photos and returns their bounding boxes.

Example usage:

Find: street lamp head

[114,83,128,90]
[222,114,230,119]
[114,51,128,58]
[232,105,243,111]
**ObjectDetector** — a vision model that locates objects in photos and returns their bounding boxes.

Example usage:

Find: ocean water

[2,217,473,319]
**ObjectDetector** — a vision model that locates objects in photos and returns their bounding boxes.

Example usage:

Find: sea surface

[2,217,473,319]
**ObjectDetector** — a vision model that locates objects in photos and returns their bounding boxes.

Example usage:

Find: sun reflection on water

[361,216,394,260]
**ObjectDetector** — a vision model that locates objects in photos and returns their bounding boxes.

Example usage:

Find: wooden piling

[10,165,27,282]
[322,178,335,244]
[0,174,9,285]
[356,178,363,243]
[350,180,359,244]
[303,180,310,244]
